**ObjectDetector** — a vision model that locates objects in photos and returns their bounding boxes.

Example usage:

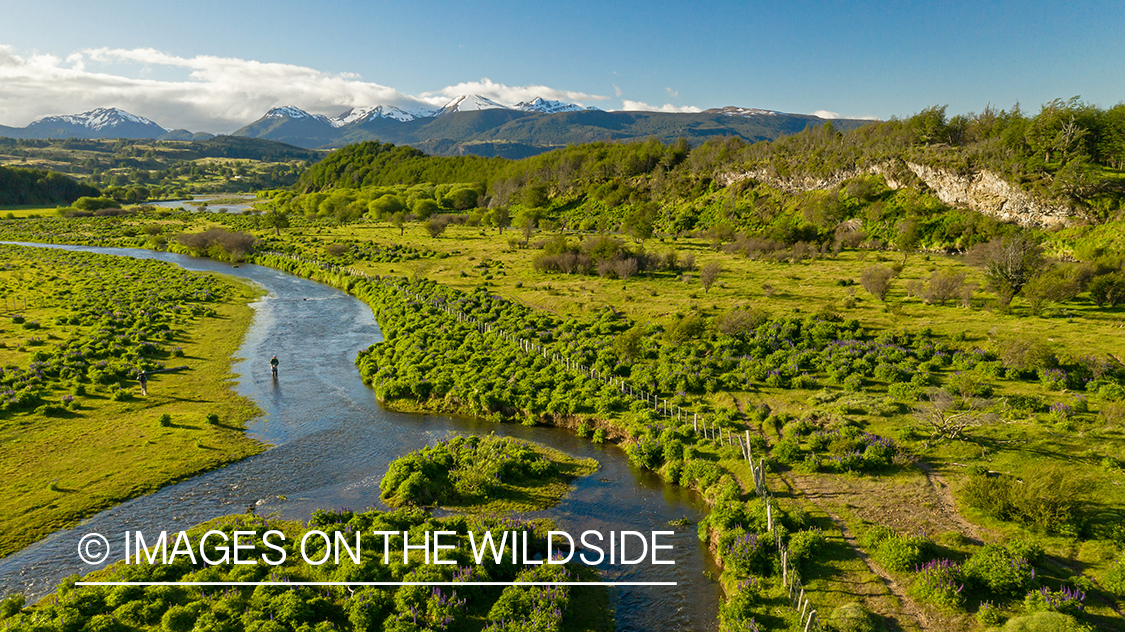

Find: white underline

[76,581,676,587]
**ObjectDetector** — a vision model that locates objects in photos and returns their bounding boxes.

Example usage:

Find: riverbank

[381,434,599,512]
[0,245,264,557]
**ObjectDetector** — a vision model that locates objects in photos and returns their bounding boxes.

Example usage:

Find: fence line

[257,250,818,630]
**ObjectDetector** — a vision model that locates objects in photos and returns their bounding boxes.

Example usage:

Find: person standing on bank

[138,370,148,396]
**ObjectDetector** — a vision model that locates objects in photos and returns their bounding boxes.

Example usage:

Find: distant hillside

[238,106,869,156]
[287,99,1125,251]
[0,165,99,206]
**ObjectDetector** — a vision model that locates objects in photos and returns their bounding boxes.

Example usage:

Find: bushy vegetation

[0,509,610,632]
[380,434,596,510]
[0,164,99,205]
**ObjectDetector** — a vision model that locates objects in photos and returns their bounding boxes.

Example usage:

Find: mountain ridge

[2,99,872,158]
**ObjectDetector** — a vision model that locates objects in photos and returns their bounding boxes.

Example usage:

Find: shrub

[873,533,934,572]
[963,544,1034,596]
[158,413,173,427]
[1024,586,1086,617]
[860,265,895,301]
[176,228,257,262]
[1103,554,1125,597]
[772,438,802,464]
[787,529,826,568]
[205,413,220,425]
[720,530,772,577]
[0,594,24,618]
[977,601,1005,626]
[909,558,964,608]
[592,429,606,444]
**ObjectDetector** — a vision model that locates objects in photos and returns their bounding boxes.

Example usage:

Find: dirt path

[777,472,934,632]
[914,461,989,544]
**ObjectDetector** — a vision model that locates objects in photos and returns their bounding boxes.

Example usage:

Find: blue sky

[1,0,1122,132]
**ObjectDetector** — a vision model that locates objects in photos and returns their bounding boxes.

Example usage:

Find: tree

[970,235,1046,306]
[894,218,922,262]
[700,262,721,292]
[367,194,406,219]
[391,211,406,236]
[262,211,290,236]
[913,389,996,441]
[613,326,644,363]
[489,207,511,234]
[623,203,657,242]
[425,216,448,238]
[522,183,549,209]
[860,265,895,301]
[411,198,439,219]
[1088,272,1125,307]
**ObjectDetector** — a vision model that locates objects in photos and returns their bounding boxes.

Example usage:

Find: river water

[0,244,720,631]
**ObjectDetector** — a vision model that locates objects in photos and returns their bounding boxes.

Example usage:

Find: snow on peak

[514,97,595,114]
[436,95,510,115]
[704,106,780,118]
[264,106,331,123]
[329,104,437,127]
[37,107,166,131]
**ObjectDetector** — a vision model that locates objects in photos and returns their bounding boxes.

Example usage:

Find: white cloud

[613,83,623,97]
[0,46,608,132]
[812,109,882,121]
[420,77,608,107]
[620,100,701,114]
[665,87,678,98]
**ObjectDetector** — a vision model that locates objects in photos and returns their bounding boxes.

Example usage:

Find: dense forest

[0,165,99,206]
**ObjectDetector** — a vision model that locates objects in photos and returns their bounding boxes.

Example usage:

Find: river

[0,244,721,631]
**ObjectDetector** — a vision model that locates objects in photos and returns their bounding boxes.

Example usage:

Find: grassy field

[284,219,1125,630]
[3,210,1124,629]
[0,246,264,557]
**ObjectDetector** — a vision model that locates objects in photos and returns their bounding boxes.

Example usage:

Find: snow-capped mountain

[329,104,437,127]
[23,107,168,139]
[513,97,597,114]
[263,106,332,124]
[435,95,510,116]
[703,106,781,118]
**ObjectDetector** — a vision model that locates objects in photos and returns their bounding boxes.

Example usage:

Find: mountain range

[0,98,871,159]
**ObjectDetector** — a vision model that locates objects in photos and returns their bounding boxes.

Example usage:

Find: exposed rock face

[718,162,1079,229]
[897,163,1077,228]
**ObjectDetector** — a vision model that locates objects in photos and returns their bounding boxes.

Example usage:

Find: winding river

[0,245,721,631]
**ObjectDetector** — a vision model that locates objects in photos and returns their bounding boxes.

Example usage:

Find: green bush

[908,559,964,609]
[788,529,827,568]
[963,544,1035,596]
[872,533,934,572]
[0,594,24,618]
[592,428,606,444]
[158,413,172,427]
[977,600,1005,626]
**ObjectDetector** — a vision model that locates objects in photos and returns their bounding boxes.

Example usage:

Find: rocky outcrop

[718,162,1080,229]
[896,163,1077,228]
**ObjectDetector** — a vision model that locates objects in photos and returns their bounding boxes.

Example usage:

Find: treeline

[297,141,501,192]
[0,165,98,206]
[290,99,1125,244]
[741,98,1125,214]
